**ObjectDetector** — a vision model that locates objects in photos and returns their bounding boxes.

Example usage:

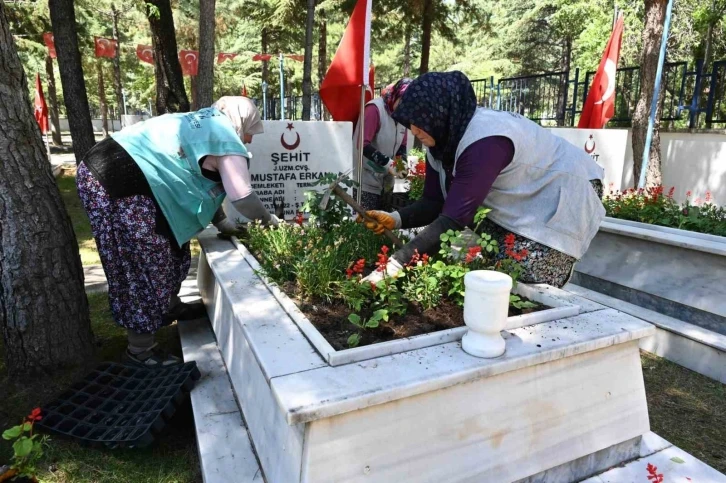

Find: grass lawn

[0,293,201,483]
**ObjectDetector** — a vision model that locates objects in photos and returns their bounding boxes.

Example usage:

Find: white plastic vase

[461,270,513,358]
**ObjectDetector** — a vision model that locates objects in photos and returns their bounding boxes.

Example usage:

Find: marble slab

[600,218,726,256]
[582,442,726,483]
[272,309,655,425]
[178,319,263,483]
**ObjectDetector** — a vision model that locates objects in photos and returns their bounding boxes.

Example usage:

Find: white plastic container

[461,270,513,358]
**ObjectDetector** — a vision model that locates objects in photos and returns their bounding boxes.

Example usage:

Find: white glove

[386,158,408,179]
[361,258,403,285]
[266,214,281,227]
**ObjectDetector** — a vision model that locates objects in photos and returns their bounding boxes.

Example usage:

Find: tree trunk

[45,54,63,146]
[317,9,329,120]
[556,37,572,127]
[49,0,96,164]
[403,23,412,77]
[419,0,434,75]
[0,3,94,377]
[301,0,316,120]
[197,0,216,108]
[97,61,108,137]
[111,5,124,120]
[190,75,199,110]
[147,0,189,114]
[632,0,667,188]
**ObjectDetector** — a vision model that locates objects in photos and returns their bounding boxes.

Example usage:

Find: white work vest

[427,108,605,259]
[353,98,407,194]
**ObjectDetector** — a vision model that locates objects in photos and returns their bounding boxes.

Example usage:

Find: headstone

[233,121,353,220]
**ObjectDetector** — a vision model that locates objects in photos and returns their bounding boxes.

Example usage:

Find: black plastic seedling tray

[37,361,200,449]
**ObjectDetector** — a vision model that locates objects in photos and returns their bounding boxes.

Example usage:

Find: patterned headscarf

[392,71,477,166]
[381,78,412,115]
[212,96,264,139]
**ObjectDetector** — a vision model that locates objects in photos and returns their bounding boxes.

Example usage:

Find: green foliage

[604,187,726,237]
[301,173,357,231]
[347,309,389,347]
[3,410,48,478]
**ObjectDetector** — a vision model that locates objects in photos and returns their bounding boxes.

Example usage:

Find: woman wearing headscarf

[358,72,605,288]
[77,97,277,367]
[353,78,412,210]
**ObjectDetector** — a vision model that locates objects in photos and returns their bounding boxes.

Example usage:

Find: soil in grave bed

[290,286,549,350]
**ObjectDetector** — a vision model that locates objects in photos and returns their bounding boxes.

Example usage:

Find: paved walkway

[83,258,200,296]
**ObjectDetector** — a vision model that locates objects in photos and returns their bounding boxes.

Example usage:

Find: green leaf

[365,319,380,328]
[3,425,23,440]
[348,313,362,327]
[22,422,32,432]
[670,456,685,464]
[13,437,33,457]
[347,333,361,348]
[372,309,389,322]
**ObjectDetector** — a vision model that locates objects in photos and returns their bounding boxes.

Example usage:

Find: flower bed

[239,176,574,356]
[604,186,725,237]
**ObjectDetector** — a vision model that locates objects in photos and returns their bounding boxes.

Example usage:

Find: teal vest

[112,108,249,246]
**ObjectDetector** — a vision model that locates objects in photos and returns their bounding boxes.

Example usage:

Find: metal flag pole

[356,84,366,204]
[637,0,674,189]
[279,54,286,119]
[262,81,268,120]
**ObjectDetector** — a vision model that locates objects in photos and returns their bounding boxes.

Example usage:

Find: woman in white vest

[77,97,278,367]
[353,79,412,209]
[358,72,605,288]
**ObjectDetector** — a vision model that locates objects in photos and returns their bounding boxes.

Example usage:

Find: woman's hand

[361,258,403,284]
[355,211,401,235]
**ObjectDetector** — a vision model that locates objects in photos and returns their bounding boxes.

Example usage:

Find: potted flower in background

[1,408,47,482]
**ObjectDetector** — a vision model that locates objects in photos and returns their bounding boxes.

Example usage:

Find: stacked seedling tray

[37,362,200,449]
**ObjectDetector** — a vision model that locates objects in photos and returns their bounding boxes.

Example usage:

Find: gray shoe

[124,343,182,368]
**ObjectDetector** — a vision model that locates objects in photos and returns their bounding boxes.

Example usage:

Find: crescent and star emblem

[281,123,301,150]
[594,59,617,105]
[584,135,596,154]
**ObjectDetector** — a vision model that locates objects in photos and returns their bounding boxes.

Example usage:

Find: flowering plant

[2,408,48,480]
[406,148,427,201]
[604,186,725,236]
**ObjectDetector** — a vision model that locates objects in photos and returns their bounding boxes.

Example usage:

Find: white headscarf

[212,96,264,139]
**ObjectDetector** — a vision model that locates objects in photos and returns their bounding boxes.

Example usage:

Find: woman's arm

[211,154,273,225]
[391,136,514,264]
[396,161,445,229]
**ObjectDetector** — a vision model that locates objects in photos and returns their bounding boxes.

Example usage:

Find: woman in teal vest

[77,97,277,368]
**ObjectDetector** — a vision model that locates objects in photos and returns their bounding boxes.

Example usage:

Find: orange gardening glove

[355,210,398,235]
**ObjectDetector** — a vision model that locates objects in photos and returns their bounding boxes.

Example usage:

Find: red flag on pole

[217,52,238,64]
[252,53,273,62]
[94,37,118,58]
[319,0,373,122]
[578,15,624,129]
[136,44,154,65]
[34,73,49,134]
[43,33,56,59]
[285,54,304,62]
[179,50,199,76]
[242,84,248,97]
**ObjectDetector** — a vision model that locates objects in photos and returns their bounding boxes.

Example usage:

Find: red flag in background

[252,53,273,62]
[285,54,304,62]
[43,33,56,59]
[136,44,154,65]
[578,15,624,129]
[319,0,373,122]
[179,50,199,76]
[217,52,238,64]
[34,73,49,134]
[242,84,248,97]
[94,37,118,58]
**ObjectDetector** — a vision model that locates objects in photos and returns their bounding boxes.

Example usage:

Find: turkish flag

[578,16,624,129]
[136,44,154,65]
[217,52,238,64]
[94,37,118,58]
[242,84,248,97]
[285,54,304,62]
[319,0,373,122]
[179,50,199,76]
[43,33,56,59]
[34,73,49,134]
[252,53,273,62]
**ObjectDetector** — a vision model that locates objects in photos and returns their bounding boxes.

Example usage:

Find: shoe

[162,301,207,326]
[125,343,182,368]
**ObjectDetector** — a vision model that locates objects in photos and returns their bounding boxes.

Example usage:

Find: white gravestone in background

[222,120,353,221]
[548,128,629,193]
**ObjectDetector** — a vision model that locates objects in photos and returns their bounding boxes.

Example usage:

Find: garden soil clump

[298,295,546,350]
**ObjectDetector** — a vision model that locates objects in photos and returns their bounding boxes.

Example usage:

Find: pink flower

[667,187,675,198]
[686,190,692,198]
[706,191,712,203]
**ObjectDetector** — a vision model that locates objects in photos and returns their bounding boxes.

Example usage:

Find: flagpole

[356,84,366,204]
[279,53,286,119]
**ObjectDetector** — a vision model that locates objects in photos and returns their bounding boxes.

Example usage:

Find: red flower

[706,191,712,203]
[376,246,390,272]
[422,253,430,264]
[346,258,366,279]
[667,186,675,198]
[407,250,421,267]
[504,233,516,251]
[345,268,353,279]
[27,407,42,422]
[646,463,664,483]
[369,282,377,292]
[694,197,702,205]
[294,212,304,226]
[465,246,482,264]
[413,161,426,177]
[686,190,692,198]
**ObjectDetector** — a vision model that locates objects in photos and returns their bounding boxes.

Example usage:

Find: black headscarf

[392,71,477,166]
